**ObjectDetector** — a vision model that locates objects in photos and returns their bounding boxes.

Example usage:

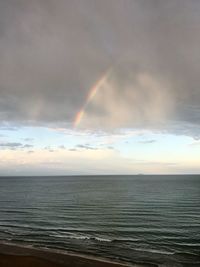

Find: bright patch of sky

[0,126,199,175]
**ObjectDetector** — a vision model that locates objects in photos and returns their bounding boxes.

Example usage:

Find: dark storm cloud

[0,0,200,137]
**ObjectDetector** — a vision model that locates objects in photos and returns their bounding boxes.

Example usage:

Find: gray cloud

[139,140,156,144]
[0,142,23,150]
[69,144,115,151]
[189,140,200,146]
[76,144,98,150]
[23,138,34,142]
[59,145,66,149]
[27,150,34,153]
[44,146,56,152]
[69,148,78,152]
[23,144,33,148]
[0,1,200,137]
[0,142,34,150]
[0,126,18,131]
[107,146,114,150]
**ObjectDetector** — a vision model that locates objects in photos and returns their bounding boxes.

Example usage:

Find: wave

[49,232,112,242]
[1,229,141,244]
[134,248,174,255]
[111,237,140,243]
[0,230,16,235]
[91,237,112,242]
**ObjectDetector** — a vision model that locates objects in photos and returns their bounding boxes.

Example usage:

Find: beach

[0,243,157,267]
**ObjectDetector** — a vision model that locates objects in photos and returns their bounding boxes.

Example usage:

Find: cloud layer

[0,0,200,137]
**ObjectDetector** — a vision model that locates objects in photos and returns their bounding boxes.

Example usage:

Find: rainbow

[73,69,111,127]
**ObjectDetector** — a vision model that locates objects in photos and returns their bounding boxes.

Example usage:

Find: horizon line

[0,173,199,177]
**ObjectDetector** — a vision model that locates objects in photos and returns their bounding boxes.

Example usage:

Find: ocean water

[0,175,199,267]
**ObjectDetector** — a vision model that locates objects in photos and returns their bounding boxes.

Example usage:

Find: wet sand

[0,243,158,267]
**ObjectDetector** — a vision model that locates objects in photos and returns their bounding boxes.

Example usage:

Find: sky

[0,0,200,175]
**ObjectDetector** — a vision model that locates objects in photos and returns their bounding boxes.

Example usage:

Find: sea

[0,175,199,267]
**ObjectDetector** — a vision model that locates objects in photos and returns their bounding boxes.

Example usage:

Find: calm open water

[0,175,199,266]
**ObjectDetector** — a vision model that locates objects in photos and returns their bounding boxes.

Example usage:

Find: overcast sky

[0,0,200,175]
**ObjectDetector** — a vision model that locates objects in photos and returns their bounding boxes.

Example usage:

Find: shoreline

[0,242,158,267]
